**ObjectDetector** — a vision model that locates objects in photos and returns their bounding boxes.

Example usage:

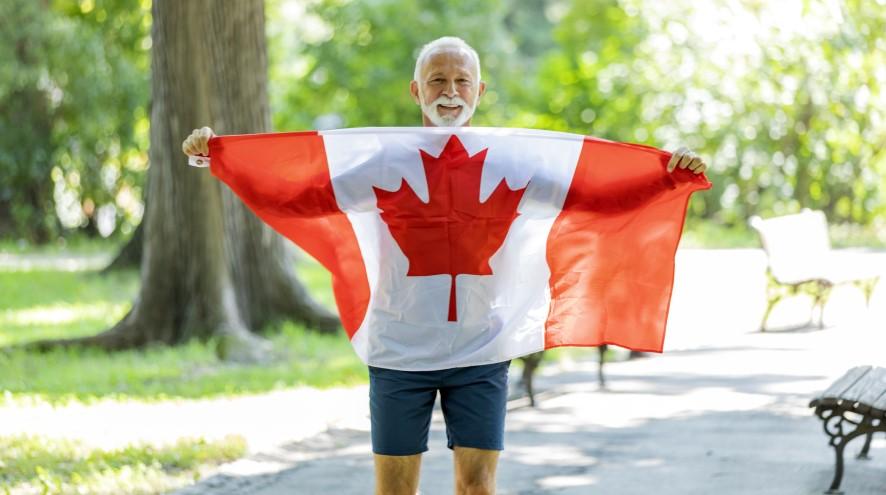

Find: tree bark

[103,219,143,272]
[25,0,337,359]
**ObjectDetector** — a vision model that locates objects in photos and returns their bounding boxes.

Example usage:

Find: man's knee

[453,446,499,495]
[374,453,422,495]
[456,474,496,495]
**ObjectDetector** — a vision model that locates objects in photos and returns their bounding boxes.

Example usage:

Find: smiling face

[410,49,486,127]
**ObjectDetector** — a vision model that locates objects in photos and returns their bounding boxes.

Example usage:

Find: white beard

[420,93,476,127]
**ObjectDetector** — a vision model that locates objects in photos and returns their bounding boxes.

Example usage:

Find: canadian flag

[192,127,710,371]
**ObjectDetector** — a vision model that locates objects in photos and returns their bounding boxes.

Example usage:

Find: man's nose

[442,81,458,98]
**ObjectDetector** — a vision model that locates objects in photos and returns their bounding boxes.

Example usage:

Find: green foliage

[525,0,886,225]
[267,0,550,129]
[269,0,885,228]
[4,0,884,240]
[0,0,150,242]
[0,434,246,495]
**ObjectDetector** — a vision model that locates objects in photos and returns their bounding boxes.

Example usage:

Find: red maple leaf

[373,135,527,322]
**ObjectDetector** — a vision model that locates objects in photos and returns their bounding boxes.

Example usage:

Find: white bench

[749,209,880,330]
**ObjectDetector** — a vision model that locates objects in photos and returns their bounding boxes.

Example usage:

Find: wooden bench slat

[872,387,886,413]
[842,368,886,406]
[816,366,872,400]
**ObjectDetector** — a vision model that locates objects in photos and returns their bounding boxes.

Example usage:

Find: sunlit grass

[0,269,138,347]
[294,251,335,309]
[0,236,121,254]
[0,434,246,495]
[680,220,757,248]
[0,321,366,405]
[0,243,365,405]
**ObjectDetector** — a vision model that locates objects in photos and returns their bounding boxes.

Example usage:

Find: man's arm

[569,144,709,214]
[181,127,341,218]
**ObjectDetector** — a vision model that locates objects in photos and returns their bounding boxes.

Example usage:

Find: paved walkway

[169,324,886,495]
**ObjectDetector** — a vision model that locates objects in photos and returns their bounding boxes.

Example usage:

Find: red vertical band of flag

[207,132,370,338]
[544,137,712,352]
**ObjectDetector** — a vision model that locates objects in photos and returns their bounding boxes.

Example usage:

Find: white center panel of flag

[320,128,585,371]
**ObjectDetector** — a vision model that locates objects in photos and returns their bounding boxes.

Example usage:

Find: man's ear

[409,80,421,105]
[478,81,487,100]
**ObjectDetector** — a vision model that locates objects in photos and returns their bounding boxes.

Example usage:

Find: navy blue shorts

[368,361,511,456]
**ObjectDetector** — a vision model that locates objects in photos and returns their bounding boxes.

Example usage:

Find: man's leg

[368,365,438,495]
[439,361,511,495]
[374,453,422,495]
[453,446,500,495]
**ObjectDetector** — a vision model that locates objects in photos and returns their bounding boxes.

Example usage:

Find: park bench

[749,209,880,331]
[517,345,650,406]
[809,365,886,494]
[516,349,606,407]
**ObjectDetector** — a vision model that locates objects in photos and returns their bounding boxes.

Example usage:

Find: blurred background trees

[0,0,150,243]
[2,0,884,246]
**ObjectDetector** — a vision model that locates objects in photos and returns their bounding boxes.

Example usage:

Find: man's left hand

[666,147,707,175]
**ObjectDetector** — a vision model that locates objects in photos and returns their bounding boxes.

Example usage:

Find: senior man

[183,36,707,495]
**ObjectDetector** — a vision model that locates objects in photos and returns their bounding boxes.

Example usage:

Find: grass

[0,269,138,346]
[0,236,121,255]
[679,218,886,249]
[0,434,246,495]
[0,322,367,405]
[0,243,358,493]
[0,244,365,405]
[680,219,757,248]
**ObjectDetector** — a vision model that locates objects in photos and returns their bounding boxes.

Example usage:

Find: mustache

[430,96,468,107]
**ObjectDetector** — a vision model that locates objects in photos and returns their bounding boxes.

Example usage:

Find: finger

[689,158,706,173]
[687,157,702,171]
[677,152,695,169]
[667,147,687,172]
[201,128,213,154]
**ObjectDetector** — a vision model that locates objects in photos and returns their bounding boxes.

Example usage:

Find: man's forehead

[420,49,478,76]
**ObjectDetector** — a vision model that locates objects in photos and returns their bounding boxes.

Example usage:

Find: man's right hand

[182,126,215,156]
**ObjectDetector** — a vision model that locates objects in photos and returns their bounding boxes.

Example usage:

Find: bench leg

[817,409,875,494]
[855,276,880,307]
[813,282,832,329]
[760,295,781,332]
[598,344,607,389]
[857,432,873,460]
[519,352,543,407]
[826,439,848,494]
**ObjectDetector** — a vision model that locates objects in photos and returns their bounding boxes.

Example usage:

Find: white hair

[413,36,481,82]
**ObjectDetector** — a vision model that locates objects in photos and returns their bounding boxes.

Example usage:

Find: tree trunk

[26,0,337,360]
[103,219,144,272]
